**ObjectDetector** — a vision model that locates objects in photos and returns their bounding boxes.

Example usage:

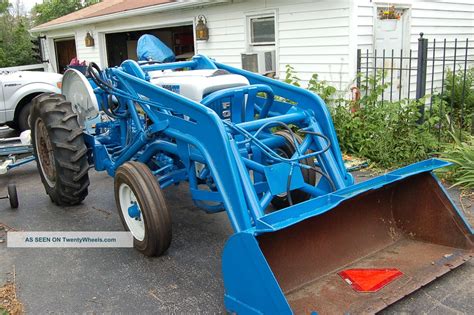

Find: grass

[438,134,474,189]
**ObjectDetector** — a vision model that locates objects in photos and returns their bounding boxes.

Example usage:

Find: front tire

[114,161,172,257]
[30,93,89,206]
[17,102,32,131]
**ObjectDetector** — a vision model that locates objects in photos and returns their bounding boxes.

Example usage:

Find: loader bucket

[222,159,473,314]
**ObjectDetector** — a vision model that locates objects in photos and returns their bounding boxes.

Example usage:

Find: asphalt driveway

[0,129,473,314]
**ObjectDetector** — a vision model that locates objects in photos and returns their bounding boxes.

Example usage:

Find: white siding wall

[356,1,374,52]
[410,0,474,96]
[356,0,474,52]
[355,0,474,97]
[43,0,352,88]
[277,0,351,89]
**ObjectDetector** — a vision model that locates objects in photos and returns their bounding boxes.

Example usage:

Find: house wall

[357,0,474,51]
[356,0,474,96]
[41,0,353,88]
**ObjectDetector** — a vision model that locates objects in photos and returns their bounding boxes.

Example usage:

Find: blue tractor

[30,37,473,314]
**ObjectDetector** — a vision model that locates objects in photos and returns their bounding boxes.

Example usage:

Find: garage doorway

[105,25,194,67]
[55,38,77,74]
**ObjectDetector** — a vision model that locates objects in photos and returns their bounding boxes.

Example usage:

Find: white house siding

[355,0,474,97]
[198,0,352,88]
[410,0,474,96]
[41,0,352,88]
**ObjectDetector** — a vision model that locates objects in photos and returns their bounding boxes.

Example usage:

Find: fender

[3,82,61,123]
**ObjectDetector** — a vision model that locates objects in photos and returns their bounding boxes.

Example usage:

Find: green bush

[307,73,337,104]
[439,134,474,189]
[331,97,439,168]
[281,64,470,179]
[283,66,442,168]
[437,67,474,132]
[433,68,474,136]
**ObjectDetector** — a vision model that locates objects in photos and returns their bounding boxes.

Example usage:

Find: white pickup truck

[0,70,63,131]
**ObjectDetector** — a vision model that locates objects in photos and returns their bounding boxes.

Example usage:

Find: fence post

[416,33,428,123]
[356,49,361,88]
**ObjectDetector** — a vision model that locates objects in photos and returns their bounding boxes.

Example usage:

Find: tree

[0,0,101,68]
[0,1,36,67]
[0,0,9,14]
[32,0,100,26]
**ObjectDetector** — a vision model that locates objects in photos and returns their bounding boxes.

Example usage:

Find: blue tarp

[137,34,175,63]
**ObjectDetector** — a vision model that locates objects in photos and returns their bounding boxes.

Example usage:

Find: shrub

[281,65,473,187]
[329,71,440,168]
[307,73,337,104]
[331,96,439,168]
[439,134,474,189]
[436,67,474,132]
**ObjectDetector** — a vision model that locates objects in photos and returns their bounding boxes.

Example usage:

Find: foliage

[283,65,301,87]
[331,95,439,168]
[0,0,100,68]
[32,0,100,26]
[0,0,8,14]
[378,5,402,20]
[437,67,474,132]
[0,4,37,67]
[283,64,338,105]
[283,66,443,168]
[307,73,337,104]
[439,134,474,189]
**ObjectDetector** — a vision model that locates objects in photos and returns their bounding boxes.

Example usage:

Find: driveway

[0,129,473,314]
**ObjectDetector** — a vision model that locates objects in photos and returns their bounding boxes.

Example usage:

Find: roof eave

[31,0,228,33]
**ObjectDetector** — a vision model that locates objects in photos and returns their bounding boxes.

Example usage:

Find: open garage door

[55,38,77,74]
[105,25,194,67]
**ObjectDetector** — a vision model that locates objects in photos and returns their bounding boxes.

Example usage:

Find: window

[249,16,275,45]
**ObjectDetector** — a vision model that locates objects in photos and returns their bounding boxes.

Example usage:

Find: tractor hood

[149,69,249,102]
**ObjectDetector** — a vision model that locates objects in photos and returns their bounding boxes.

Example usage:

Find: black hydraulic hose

[308,165,336,192]
[297,129,331,154]
[287,163,295,206]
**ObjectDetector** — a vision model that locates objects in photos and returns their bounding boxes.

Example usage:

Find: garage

[105,25,194,66]
[54,38,77,74]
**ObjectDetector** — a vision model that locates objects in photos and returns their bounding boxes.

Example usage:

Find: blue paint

[128,203,140,219]
[74,55,472,314]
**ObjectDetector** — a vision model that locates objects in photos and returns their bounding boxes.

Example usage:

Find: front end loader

[30,52,473,314]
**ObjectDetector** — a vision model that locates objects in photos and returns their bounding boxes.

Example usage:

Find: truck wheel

[115,161,171,257]
[271,130,316,210]
[30,93,89,206]
[17,102,32,131]
[7,184,18,209]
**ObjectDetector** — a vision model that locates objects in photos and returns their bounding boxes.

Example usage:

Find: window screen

[250,16,275,44]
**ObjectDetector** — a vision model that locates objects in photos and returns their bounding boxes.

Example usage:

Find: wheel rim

[35,118,56,187]
[118,183,145,241]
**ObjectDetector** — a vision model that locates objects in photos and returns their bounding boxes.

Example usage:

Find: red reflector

[338,268,403,292]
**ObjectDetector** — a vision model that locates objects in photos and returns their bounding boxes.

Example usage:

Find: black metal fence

[356,33,474,138]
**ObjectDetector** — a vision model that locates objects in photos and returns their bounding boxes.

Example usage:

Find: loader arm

[58,52,473,315]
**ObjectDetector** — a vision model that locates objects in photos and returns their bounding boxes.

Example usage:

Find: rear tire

[7,184,18,209]
[114,161,172,257]
[30,93,89,206]
[271,130,316,209]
